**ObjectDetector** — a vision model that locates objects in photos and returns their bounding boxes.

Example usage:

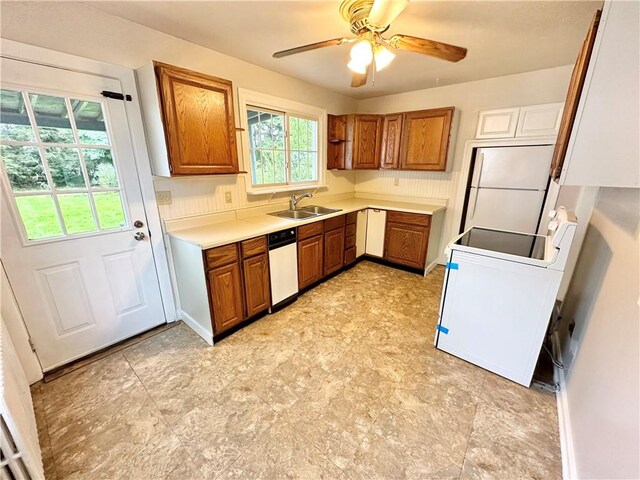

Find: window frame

[238,88,326,194]
[0,83,131,245]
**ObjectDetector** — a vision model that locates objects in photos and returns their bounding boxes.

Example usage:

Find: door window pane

[93,192,126,229]
[28,94,75,143]
[57,194,97,234]
[83,148,118,187]
[72,100,109,145]
[0,89,36,142]
[45,147,86,189]
[15,196,63,239]
[0,145,49,191]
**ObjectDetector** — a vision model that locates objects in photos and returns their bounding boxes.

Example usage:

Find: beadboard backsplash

[354,170,454,202]
[153,170,356,220]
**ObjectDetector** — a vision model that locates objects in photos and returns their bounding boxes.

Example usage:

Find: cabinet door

[324,226,345,276]
[353,115,382,169]
[550,10,600,179]
[242,253,270,318]
[380,114,403,169]
[298,235,324,289]
[399,107,454,171]
[384,222,430,269]
[365,209,386,257]
[155,62,239,175]
[209,262,244,334]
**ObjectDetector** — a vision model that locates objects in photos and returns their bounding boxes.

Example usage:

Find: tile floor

[31,261,561,480]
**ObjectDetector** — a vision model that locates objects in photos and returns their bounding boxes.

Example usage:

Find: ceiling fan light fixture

[374,44,395,71]
[347,59,368,74]
[350,39,374,66]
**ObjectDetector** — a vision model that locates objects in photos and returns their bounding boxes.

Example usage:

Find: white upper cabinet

[475,107,519,139]
[559,1,639,188]
[475,103,564,140]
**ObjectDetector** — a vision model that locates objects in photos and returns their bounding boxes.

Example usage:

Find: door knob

[134,232,147,241]
[134,220,144,228]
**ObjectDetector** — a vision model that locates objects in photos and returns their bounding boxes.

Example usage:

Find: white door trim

[0,39,176,326]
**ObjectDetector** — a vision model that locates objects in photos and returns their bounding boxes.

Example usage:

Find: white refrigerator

[463,145,553,233]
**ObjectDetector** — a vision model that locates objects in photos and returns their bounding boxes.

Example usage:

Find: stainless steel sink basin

[300,205,342,215]
[269,209,320,220]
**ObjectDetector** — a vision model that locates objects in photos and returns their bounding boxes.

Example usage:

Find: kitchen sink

[300,205,342,215]
[269,209,320,220]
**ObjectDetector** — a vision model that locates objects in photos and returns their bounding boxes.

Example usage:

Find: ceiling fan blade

[273,38,351,58]
[389,34,467,62]
[367,0,409,28]
[351,68,368,88]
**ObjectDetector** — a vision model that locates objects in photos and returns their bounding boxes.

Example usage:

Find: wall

[559,187,640,479]
[356,66,573,253]
[0,1,358,221]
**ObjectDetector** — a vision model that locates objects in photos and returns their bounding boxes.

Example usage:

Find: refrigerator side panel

[474,146,553,190]
[465,188,546,233]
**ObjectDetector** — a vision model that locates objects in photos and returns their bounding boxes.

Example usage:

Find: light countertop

[168,198,446,250]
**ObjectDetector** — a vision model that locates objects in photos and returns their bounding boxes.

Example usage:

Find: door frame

[0,41,176,332]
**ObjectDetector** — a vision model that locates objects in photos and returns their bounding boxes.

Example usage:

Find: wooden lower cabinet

[298,234,324,289]
[206,236,270,336]
[242,254,270,318]
[324,226,345,276]
[384,212,431,270]
[208,262,245,334]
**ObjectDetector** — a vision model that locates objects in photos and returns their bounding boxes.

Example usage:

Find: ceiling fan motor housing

[340,0,389,34]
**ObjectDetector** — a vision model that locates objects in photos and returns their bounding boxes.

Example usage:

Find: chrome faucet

[290,192,313,210]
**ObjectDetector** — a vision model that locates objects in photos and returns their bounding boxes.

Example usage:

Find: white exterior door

[0,58,166,371]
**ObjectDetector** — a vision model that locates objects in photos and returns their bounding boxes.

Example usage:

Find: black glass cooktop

[455,227,546,260]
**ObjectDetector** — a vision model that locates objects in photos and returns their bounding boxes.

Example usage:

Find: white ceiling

[87,1,601,99]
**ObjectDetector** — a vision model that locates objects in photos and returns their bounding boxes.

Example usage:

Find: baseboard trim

[179,310,214,346]
[552,332,577,480]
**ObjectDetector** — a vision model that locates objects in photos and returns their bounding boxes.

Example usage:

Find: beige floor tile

[344,408,463,480]
[171,380,278,479]
[41,354,140,438]
[218,418,343,479]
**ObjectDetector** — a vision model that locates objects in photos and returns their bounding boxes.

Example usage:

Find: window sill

[245,182,324,196]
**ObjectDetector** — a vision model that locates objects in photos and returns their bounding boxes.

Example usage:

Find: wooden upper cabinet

[550,10,601,180]
[399,107,454,171]
[353,115,382,169]
[380,114,403,169]
[154,61,239,175]
[327,114,349,170]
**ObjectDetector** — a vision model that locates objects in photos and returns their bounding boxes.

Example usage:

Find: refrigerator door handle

[469,187,479,219]
[475,152,485,187]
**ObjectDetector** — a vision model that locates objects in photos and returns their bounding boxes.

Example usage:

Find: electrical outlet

[394,177,400,186]
[224,191,233,204]
[156,190,172,205]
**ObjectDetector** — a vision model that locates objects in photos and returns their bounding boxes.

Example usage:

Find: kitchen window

[238,89,325,194]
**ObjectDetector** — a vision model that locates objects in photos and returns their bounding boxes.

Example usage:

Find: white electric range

[434,207,578,386]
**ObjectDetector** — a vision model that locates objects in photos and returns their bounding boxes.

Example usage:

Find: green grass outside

[16,192,125,240]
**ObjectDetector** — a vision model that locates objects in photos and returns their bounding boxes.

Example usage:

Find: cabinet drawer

[241,236,267,258]
[205,244,238,269]
[324,215,346,232]
[298,221,324,240]
[387,211,431,227]
[344,246,356,265]
[345,223,356,237]
[345,234,356,248]
[346,212,357,225]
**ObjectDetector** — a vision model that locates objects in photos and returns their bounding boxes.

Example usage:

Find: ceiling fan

[272,0,467,88]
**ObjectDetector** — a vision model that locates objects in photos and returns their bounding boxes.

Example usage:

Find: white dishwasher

[268,228,299,312]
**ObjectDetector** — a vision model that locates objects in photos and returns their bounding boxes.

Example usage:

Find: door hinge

[28,338,37,352]
[101,90,132,102]
[169,163,173,173]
